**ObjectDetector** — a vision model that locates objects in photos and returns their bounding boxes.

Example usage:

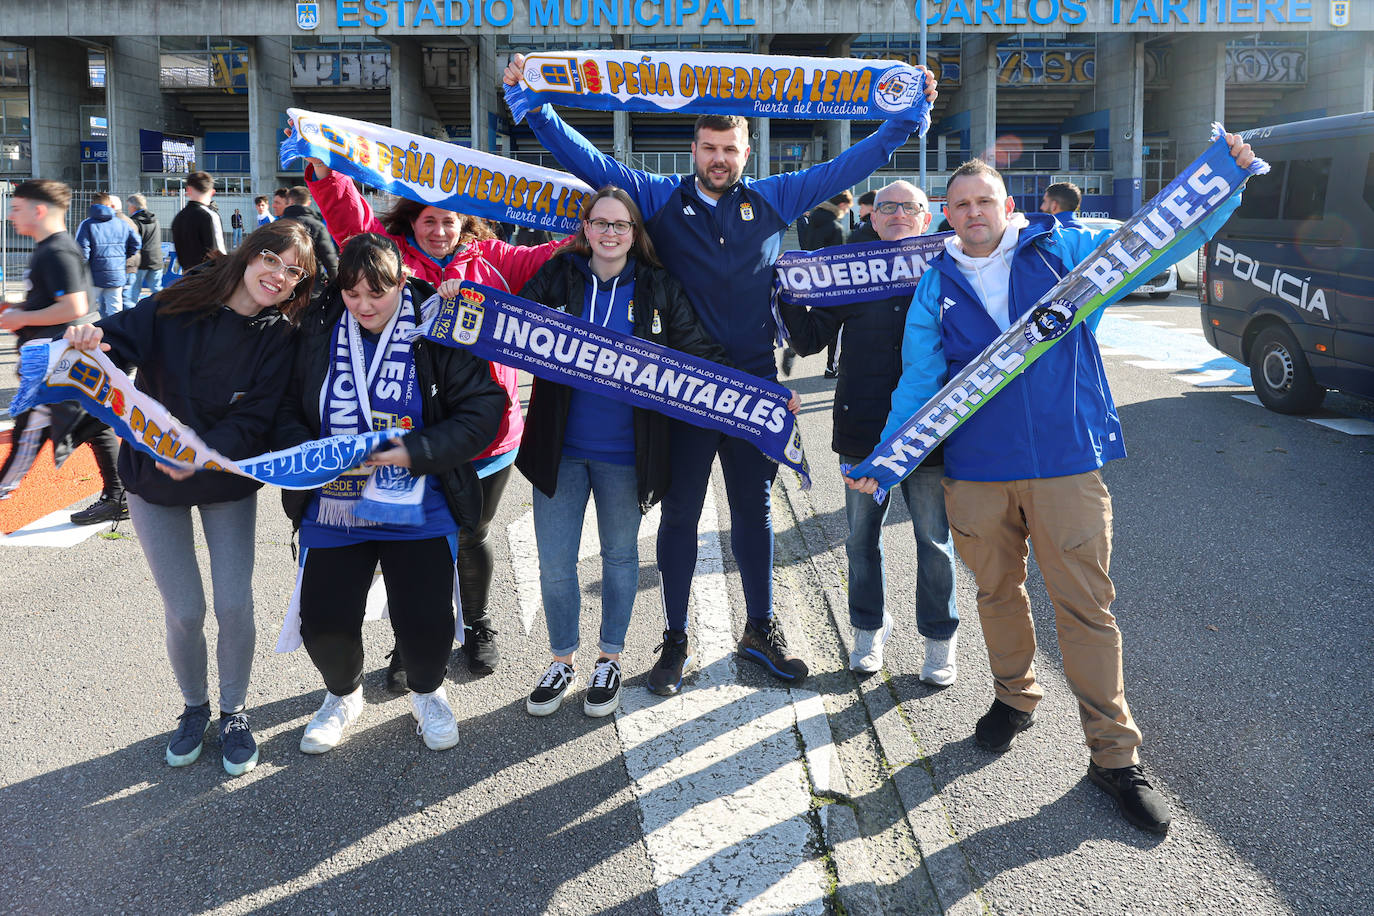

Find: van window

[1236,160,1284,219]
[1282,158,1330,221]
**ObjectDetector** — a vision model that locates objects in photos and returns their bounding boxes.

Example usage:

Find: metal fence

[1,186,392,300]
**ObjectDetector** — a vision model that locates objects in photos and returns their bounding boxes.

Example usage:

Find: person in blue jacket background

[849,135,1255,836]
[503,54,938,693]
[75,192,140,319]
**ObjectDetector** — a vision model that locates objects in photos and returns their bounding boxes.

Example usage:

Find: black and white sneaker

[526,661,577,717]
[583,658,622,718]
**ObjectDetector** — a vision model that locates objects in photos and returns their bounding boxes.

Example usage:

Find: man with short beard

[504,55,938,694]
[779,181,959,681]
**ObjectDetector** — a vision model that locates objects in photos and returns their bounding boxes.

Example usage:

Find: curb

[778,475,985,916]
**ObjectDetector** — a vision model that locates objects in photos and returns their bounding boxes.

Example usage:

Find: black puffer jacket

[131,209,164,269]
[516,253,728,513]
[97,294,296,506]
[273,278,505,530]
[780,290,943,465]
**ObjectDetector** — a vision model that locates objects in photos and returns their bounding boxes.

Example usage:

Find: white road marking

[0,506,110,547]
[1306,418,1374,435]
[507,480,830,913]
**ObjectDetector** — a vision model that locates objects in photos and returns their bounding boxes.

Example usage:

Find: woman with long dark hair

[275,232,504,754]
[62,220,316,776]
[494,186,728,717]
[302,153,562,681]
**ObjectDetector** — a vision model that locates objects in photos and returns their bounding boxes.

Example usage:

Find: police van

[1199,111,1374,414]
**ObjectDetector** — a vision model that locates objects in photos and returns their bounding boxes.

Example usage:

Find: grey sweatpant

[128,492,258,713]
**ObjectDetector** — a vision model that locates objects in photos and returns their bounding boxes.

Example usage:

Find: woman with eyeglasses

[275,233,504,754]
[61,220,317,776]
[299,151,564,683]
[470,186,726,718]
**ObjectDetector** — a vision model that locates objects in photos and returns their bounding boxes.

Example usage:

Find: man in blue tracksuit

[850,136,1255,835]
[504,55,938,693]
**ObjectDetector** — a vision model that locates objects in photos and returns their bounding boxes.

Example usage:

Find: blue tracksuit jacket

[523,105,921,378]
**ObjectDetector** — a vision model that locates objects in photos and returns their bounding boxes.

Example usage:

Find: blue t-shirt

[563,258,637,466]
[301,331,459,548]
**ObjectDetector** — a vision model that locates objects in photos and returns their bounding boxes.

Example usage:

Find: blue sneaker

[219,712,259,777]
[165,703,212,767]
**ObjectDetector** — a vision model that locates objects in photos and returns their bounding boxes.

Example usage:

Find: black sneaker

[462,617,500,675]
[823,368,839,379]
[648,630,693,696]
[219,712,259,777]
[974,699,1036,753]
[70,494,129,525]
[1088,761,1173,835]
[526,661,577,716]
[584,658,622,718]
[737,618,809,683]
[384,646,409,695]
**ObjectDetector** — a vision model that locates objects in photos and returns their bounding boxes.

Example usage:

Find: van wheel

[1248,324,1325,414]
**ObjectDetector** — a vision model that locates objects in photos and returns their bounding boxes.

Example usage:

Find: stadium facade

[0,0,1369,216]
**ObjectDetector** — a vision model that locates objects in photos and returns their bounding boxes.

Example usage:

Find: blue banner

[423,283,810,487]
[8,340,394,490]
[506,49,932,133]
[843,126,1269,501]
[773,235,949,308]
[281,107,594,234]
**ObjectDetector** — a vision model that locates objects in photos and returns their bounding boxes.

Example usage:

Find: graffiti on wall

[291,52,392,89]
[1225,46,1307,84]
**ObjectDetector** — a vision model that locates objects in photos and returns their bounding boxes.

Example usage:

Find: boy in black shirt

[0,179,127,522]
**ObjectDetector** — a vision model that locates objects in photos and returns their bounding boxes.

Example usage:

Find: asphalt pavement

[1,292,1371,914]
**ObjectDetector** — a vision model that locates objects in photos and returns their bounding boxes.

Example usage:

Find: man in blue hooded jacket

[75,192,139,319]
[849,135,1254,835]
[504,54,937,694]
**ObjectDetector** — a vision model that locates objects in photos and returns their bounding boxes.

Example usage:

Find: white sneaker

[410,685,460,751]
[920,633,958,686]
[850,613,894,673]
[300,687,363,754]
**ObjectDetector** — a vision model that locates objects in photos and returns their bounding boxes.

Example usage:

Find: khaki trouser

[943,470,1142,768]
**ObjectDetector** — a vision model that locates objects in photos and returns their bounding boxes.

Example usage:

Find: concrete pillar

[1168,35,1226,167]
[613,111,630,161]
[1098,34,1144,218]
[824,36,852,163]
[960,34,1000,161]
[469,36,501,152]
[248,37,294,193]
[754,35,771,179]
[104,37,163,193]
[30,38,87,185]
[389,39,439,137]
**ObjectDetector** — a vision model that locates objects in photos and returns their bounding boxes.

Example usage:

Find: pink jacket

[308,167,562,459]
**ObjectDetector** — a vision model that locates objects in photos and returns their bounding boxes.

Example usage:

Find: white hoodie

[943,213,1030,332]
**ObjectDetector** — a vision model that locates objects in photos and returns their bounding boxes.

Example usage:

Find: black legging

[300,537,456,695]
[456,462,512,624]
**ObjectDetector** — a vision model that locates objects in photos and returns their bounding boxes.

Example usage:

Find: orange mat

[0,430,103,534]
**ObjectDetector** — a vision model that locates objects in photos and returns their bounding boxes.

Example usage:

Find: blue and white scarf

[505,50,932,132]
[317,285,426,528]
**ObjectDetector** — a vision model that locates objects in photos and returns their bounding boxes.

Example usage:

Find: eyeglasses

[875,201,928,215]
[585,218,634,236]
[259,249,310,283]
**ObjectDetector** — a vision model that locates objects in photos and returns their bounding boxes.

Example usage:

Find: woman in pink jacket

[304,157,563,683]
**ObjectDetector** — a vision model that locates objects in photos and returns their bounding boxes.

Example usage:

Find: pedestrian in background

[126,193,163,306]
[280,185,339,298]
[62,220,315,776]
[275,233,504,755]
[0,179,126,524]
[75,191,139,319]
[111,195,142,312]
[230,208,244,248]
[170,171,225,272]
[254,195,273,226]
